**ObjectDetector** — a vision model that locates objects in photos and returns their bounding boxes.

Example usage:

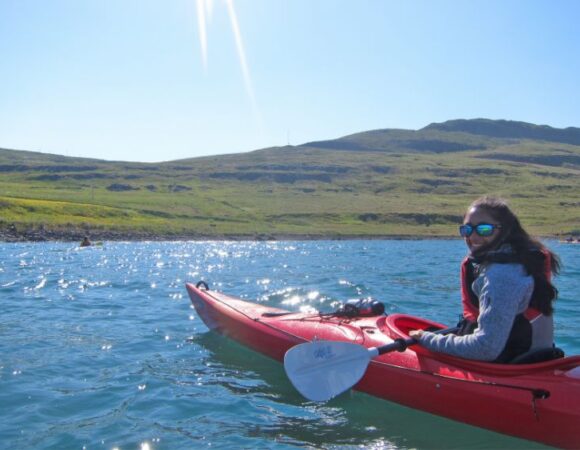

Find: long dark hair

[467,196,560,315]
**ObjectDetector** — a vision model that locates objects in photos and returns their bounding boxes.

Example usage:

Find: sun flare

[195,0,256,107]
[195,0,262,138]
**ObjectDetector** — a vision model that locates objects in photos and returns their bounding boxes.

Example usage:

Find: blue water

[1,240,578,449]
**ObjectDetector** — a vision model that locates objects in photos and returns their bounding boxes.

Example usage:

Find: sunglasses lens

[459,225,472,237]
[475,224,494,236]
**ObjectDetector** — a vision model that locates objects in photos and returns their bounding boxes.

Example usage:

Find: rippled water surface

[1,240,578,449]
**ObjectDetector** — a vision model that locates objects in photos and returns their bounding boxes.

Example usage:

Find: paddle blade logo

[313,345,335,360]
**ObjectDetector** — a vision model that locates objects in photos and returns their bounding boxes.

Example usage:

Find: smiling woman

[410,196,562,363]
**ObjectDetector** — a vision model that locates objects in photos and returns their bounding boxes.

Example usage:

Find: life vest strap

[523,307,542,321]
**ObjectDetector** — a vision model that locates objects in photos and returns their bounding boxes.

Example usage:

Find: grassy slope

[1,120,579,239]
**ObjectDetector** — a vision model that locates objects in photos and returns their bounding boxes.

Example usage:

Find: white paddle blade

[284,340,378,402]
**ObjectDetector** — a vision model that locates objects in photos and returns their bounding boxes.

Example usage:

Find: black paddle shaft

[377,326,459,355]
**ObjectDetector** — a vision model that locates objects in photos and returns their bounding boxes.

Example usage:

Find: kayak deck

[186,282,580,449]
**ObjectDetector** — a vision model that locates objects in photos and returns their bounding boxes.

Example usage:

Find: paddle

[284,326,458,402]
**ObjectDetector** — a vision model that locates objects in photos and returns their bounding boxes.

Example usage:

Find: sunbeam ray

[194,0,264,145]
[196,0,208,71]
[225,0,255,105]
[206,0,214,20]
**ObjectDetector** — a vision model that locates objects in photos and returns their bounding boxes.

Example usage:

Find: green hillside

[1,119,579,241]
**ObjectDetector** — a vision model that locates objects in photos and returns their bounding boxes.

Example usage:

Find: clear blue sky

[1,0,579,162]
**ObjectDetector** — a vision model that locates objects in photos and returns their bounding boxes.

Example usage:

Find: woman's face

[463,206,502,253]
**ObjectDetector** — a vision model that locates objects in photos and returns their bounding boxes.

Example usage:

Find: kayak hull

[186,282,580,449]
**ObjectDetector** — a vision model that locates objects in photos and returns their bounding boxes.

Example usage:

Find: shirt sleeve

[416,264,533,361]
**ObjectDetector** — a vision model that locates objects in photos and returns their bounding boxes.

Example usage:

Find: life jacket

[459,248,553,362]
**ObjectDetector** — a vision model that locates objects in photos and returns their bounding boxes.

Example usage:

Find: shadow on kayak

[188,332,550,450]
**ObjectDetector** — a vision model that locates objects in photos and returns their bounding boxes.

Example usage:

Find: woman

[409,196,560,362]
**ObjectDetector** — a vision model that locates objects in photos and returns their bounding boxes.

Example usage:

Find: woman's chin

[468,242,494,256]
[469,241,500,257]
[469,244,483,252]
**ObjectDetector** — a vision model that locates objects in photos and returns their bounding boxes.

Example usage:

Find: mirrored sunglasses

[459,223,501,237]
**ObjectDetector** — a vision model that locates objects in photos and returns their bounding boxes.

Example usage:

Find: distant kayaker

[80,236,92,247]
[410,196,561,362]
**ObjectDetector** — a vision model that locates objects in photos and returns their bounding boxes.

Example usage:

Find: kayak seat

[509,347,565,364]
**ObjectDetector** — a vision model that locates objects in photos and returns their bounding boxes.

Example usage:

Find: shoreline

[0,224,462,242]
[0,230,458,243]
[0,227,566,243]
[1,223,569,243]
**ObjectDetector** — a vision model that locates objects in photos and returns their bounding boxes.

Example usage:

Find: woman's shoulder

[481,262,532,284]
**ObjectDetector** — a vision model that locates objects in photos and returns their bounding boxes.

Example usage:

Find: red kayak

[186,282,580,449]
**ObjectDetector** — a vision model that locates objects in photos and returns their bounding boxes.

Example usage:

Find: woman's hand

[409,329,424,339]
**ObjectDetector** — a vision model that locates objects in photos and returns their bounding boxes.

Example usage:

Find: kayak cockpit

[383,313,580,376]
